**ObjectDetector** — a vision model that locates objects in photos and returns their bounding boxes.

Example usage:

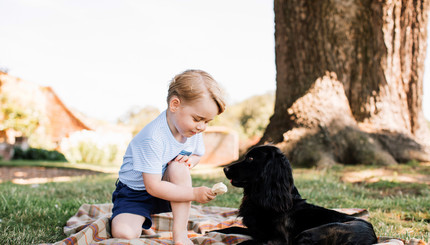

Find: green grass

[0,159,119,173]
[0,174,115,244]
[292,168,430,242]
[0,162,429,244]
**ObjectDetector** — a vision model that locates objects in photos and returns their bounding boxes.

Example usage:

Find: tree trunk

[260,0,430,167]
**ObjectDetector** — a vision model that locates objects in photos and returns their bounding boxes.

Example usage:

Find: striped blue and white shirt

[118,110,205,190]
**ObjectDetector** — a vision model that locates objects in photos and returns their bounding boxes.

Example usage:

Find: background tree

[260,0,430,167]
[0,93,39,137]
[118,106,160,136]
[210,92,275,141]
[239,92,275,138]
[0,67,9,74]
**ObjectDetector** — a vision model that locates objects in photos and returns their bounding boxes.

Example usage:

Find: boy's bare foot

[173,231,193,245]
[142,228,156,236]
[140,228,159,238]
[174,239,193,245]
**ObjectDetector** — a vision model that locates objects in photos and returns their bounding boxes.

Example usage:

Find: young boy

[111,70,226,245]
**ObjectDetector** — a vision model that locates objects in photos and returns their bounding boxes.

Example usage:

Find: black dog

[214,145,377,245]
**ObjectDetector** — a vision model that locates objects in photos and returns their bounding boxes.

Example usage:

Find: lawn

[0,161,429,244]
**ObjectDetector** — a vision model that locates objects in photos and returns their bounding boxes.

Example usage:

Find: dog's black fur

[214,145,377,245]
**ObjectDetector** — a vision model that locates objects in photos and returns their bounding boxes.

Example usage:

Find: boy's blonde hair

[167,69,226,114]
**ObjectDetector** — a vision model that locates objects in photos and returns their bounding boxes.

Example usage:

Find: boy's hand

[193,186,216,204]
[174,154,191,167]
[168,154,201,169]
[168,156,191,168]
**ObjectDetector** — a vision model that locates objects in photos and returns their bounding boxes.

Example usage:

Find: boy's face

[169,94,218,139]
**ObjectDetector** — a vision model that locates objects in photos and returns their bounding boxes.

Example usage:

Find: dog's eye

[247,157,254,162]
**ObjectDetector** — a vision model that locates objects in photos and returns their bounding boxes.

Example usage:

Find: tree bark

[261,0,430,167]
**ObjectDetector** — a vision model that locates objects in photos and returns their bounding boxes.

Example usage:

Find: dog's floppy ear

[258,148,294,212]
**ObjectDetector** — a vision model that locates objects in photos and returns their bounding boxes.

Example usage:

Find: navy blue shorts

[111,180,171,229]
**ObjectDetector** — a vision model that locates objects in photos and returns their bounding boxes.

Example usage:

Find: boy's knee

[112,226,141,239]
[111,214,144,239]
[165,161,191,186]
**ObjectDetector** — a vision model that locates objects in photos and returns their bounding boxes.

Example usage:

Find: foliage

[0,67,9,73]
[238,92,275,137]
[0,162,428,244]
[12,147,67,161]
[210,92,275,140]
[117,106,160,136]
[60,130,131,165]
[115,92,274,141]
[27,128,58,150]
[0,93,39,136]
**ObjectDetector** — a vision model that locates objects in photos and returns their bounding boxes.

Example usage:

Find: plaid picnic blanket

[47,204,427,245]
[50,204,249,245]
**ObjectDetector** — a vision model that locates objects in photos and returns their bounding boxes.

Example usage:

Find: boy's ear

[169,96,181,112]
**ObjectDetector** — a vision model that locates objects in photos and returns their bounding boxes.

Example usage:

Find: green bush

[210,92,275,140]
[12,147,67,161]
[59,130,129,165]
[72,141,119,164]
[0,93,40,137]
[117,106,160,136]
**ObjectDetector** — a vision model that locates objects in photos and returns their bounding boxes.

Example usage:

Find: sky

[0,0,429,123]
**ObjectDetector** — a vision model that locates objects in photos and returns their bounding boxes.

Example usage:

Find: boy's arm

[142,172,213,203]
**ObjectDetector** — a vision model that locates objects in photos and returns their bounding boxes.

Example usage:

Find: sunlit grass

[0,174,115,244]
[0,159,120,173]
[0,161,429,243]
